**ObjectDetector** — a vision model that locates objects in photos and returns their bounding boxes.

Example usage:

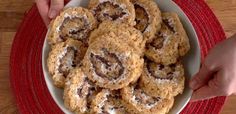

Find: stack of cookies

[47,0,190,114]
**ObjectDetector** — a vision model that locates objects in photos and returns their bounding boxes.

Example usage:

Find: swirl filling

[134,4,149,33]
[146,60,175,80]
[148,19,176,50]
[59,17,91,44]
[77,78,94,98]
[148,32,165,49]
[147,17,177,50]
[163,18,176,33]
[94,1,127,22]
[133,85,160,108]
[90,48,125,80]
[76,78,101,112]
[58,47,80,77]
[97,91,126,114]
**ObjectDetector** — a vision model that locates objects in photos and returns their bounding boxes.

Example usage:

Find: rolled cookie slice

[48,7,97,45]
[91,89,128,114]
[139,59,185,99]
[162,12,190,56]
[83,34,144,90]
[64,68,101,114]
[131,0,162,43]
[88,0,136,26]
[89,21,145,55]
[47,39,87,88]
[145,23,179,65]
[121,83,174,114]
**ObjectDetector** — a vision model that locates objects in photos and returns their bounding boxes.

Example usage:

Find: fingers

[189,63,215,90]
[191,70,226,102]
[190,85,216,102]
[36,0,50,26]
[190,76,220,102]
[48,0,64,19]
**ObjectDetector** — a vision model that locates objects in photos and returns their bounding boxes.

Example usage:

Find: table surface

[0,0,236,113]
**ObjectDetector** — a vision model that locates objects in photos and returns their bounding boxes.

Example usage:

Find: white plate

[42,0,201,114]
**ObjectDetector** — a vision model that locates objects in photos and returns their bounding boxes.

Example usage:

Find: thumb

[189,63,214,90]
[191,71,223,102]
[48,0,64,19]
[190,84,216,102]
[36,0,50,26]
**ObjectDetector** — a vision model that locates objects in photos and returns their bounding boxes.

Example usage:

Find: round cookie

[47,39,87,88]
[88,0,136,26]
[121,83,174,114]
[64,68,101,114]
[162,12,190,56]
[131,0,162,43]
[145,12,190,65]
[83,34,144,90]
[145,23,179,65]
[91,89,128,114]
[139,59,185,99]
[47,7,97,45]
[89,21,145,55]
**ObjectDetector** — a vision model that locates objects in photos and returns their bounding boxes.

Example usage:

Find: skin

[35,0,64,26]
[190,34,236,102]
[35,0,236,102]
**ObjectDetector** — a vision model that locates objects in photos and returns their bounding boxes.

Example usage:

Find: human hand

[35,0,64,26]
[189,34,236,102]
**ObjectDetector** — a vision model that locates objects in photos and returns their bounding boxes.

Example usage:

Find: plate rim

[42,0,201,114]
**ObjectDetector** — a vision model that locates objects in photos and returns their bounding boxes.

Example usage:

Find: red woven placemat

[10,0,226,114]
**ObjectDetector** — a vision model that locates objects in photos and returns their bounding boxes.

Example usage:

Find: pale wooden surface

[0,0,235,114]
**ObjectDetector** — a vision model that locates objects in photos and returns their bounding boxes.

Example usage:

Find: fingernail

[49,9,57,19]
[189,80,197,89]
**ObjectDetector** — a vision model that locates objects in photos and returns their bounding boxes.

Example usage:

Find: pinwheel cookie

[91,89,128,114]
[47,39,87,88]
[121,83,174,114]
[89,21,145,55]
[48,7,97,45]
[145,24,179,65]
[83,34,144,90]
[64,68,101,114]
[88,0,136,25]
[139,59,185,99]
[145,12,190,65]
[162,12,190,56]
[132,0,162,43]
